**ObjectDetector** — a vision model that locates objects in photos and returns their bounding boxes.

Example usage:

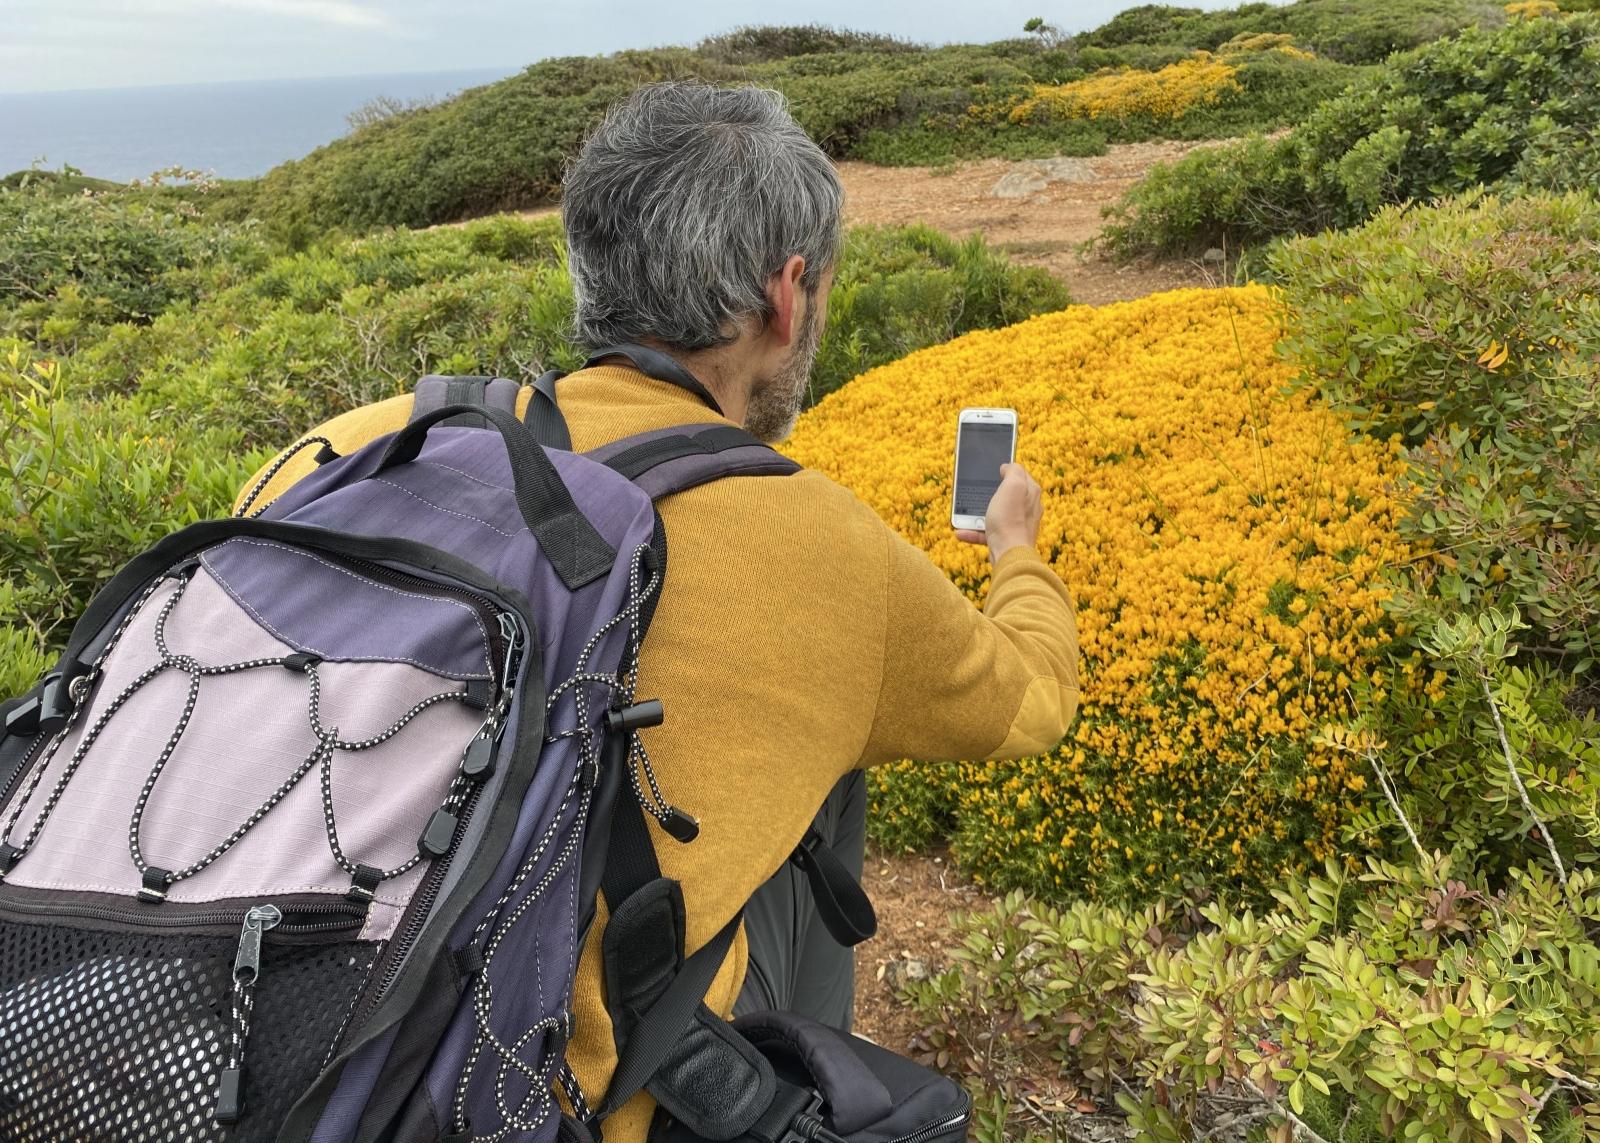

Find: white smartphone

[951,407,1018,531]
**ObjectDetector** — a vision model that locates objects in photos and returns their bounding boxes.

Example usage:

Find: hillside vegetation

[6,4,1600,1140]
[1104,7,1600,255]
[227,0,1501,232]
[0,187,1064,690]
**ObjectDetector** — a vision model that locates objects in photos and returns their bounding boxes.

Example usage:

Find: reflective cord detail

[448,544,662,1140]
[234,436,337,519]
[0,569,481,896]
[0,575,167,868]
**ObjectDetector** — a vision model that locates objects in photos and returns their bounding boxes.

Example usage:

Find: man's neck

[636,340,754,427]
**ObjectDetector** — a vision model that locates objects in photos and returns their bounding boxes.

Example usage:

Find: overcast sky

[2,0,1257,94]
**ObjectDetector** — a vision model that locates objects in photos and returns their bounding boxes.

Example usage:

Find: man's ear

[765,254,807,347]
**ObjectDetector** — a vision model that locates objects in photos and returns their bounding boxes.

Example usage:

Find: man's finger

[953,529,987,545]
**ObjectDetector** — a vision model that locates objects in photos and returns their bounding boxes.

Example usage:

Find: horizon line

[0,62,527,99]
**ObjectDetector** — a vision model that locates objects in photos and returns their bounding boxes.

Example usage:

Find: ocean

[0,68,522,184]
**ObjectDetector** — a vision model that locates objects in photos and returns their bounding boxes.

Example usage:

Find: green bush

[1103,12,1600,256]
[0,186,268,348]
[1269,194,1600,886]
[252,50,747,232]
[1272,193,1600,676]
[909,856,1600,1142]
[810,225,1068,406]
[0,194,1065,697]
[0,343,264,698]
[1082,0,1504,63]
[695,24,918,64]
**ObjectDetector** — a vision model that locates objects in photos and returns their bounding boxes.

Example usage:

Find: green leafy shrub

[909,855,1600,1142]
[251,50,747,232]
[0,343,264,698]
[810,225,1068,406]
[1272,192,1600,676]
[1103,12,1600,256]
[1268,193,1600,893]
[0,185,268,348]
[695,24,918,64]
[1081,0,1504,63]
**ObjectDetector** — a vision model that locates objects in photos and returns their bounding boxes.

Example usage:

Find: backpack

[0,346,963,1143]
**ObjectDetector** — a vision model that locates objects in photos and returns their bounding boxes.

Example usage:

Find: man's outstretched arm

[860,464,1080,767]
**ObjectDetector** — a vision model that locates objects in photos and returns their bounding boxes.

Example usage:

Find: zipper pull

[460,612,522,785]
[215,904,282,1125]
[497,612,523,697]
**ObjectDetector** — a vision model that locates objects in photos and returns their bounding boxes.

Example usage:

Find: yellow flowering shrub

[1009,54,1242,124]
[785,287,1409,902]
[1219,31,1317,60]
[1505,0,1559,17]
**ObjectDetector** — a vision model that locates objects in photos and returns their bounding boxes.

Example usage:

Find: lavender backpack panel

[258,426,665,1141]
[0,408,664,1143]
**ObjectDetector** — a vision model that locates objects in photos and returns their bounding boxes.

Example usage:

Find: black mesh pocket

[0,919,380,1143]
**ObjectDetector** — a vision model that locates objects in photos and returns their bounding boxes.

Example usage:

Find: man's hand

[955,463,1043,563]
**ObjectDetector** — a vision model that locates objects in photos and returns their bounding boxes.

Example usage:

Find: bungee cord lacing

[448,543,663,1140]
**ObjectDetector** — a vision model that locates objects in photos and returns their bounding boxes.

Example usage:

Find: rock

[988,157,1096,199]
[1034,157,1093,182]
[882,957,930,992]
[1202,247,1226,264]
[990,169,1050,198]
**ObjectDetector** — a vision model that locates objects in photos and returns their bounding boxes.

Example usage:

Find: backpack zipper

[881,1105,974,1143]
[0,890,364,1127]
[343,609,523,1040]
[215,903,284,1124]
[343,556,508,670]
[789,1090,970,1143]
[0,891,366,936]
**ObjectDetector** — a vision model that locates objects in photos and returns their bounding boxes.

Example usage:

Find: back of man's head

[562,82,845,353]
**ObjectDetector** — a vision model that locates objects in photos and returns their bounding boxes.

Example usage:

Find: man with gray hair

[243,80,1078,1143]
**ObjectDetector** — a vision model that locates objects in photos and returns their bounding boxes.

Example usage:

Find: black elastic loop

[138,866,172,903]
[789,830,878,947]
[527,369,573,451]
[374,403,615,592]
[585,344,724,417]
[347,863,384,903]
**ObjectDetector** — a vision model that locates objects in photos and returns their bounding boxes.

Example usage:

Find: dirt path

[511,139,1225,304]
[836,139,1224,305]
[852,848,989,1049]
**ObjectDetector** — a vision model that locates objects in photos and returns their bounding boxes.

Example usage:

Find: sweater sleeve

[860,535,1080,767]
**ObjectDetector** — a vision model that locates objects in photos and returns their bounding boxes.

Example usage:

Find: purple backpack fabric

[0,397,797,1143]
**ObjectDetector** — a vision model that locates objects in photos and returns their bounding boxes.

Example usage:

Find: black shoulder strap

[584,343,724,416]
[593,425,800,501]
[527,369,573,450]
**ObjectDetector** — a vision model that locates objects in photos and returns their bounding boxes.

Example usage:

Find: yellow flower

[787,286,1407,900]
[1007,54,1242,124]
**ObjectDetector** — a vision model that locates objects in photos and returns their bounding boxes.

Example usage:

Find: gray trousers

[732,771,867,1032]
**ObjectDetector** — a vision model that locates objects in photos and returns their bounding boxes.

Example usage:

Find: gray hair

[562,82,845,351]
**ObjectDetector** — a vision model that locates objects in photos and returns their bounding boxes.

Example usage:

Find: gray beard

[744,300,822,445]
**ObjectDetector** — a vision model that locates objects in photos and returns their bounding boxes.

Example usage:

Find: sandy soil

[512,139,1229,305]
[851,848,989,1049]
[835,139,1228,305]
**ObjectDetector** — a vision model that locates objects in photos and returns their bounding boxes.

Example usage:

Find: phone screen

[954,421,1015,519]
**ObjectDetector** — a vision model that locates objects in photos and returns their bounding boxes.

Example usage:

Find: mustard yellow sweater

[239,366,1080,1142]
